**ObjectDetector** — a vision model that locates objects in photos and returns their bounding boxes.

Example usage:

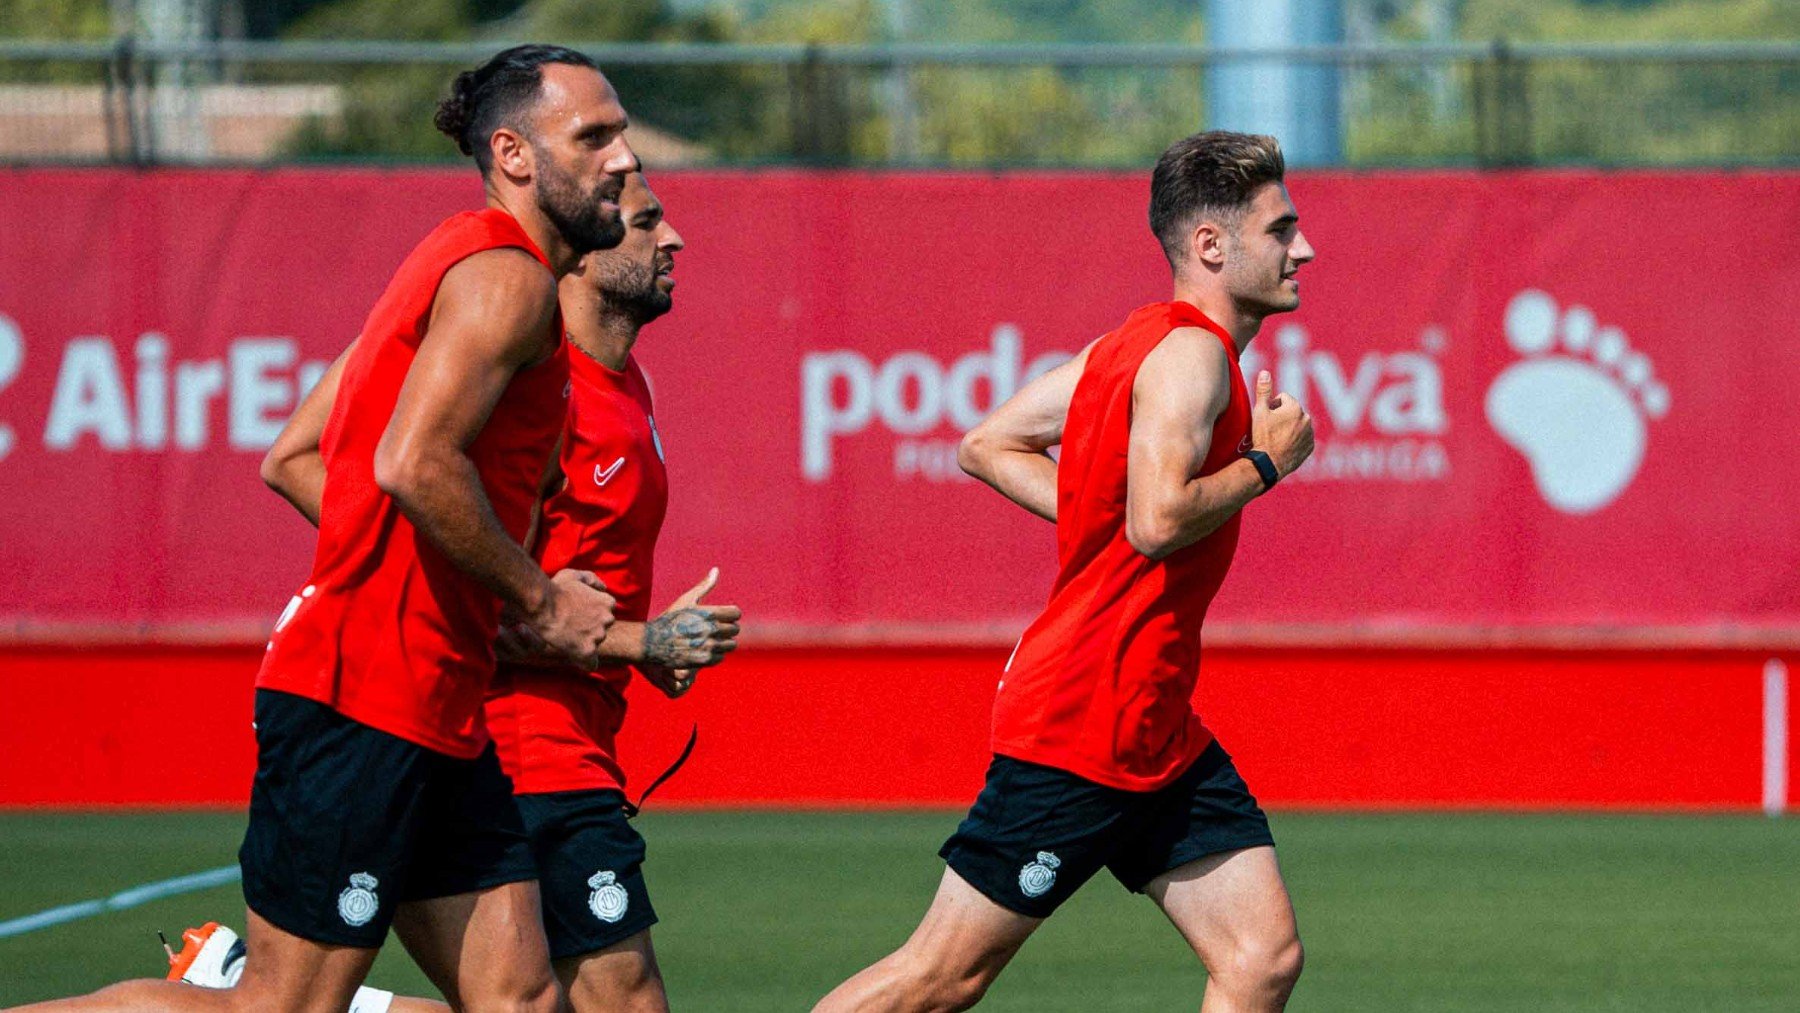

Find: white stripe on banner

[0,865,240,939]
[1765,659,1789,818]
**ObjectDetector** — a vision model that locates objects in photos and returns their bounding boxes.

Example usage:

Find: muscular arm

[373,247,564,618]
[1124,329,1269,560]
[956,342,1096,522]
[260,337,357,527]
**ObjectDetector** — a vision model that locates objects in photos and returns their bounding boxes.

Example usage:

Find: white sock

[349,986,395,1013]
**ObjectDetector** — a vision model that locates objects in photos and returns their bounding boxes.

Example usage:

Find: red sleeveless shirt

[991,301,1250,791]
[258,208,569,759]
[487,351,669,793]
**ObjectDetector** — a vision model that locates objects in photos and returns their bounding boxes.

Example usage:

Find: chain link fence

[0,39,1794,168]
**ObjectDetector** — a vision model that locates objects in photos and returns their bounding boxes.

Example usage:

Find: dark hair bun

[438,46,599,169]
[433,70,479,155]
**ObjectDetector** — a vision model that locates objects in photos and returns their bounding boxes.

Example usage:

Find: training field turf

[0,810,1795,1011]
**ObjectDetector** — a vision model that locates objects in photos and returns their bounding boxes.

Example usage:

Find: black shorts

[513,789,658,960]
[940,741,1275,918]
[239,689,537,947]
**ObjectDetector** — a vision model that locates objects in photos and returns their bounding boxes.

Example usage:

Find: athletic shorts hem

[398,865,540,904]
[941,850,1047,919]
[1120,829,1278,895]
[515,788,659,962]
[939,741,1272,916]
[547,910,659,961]
[239,690,534,946]
[243,894,382,950]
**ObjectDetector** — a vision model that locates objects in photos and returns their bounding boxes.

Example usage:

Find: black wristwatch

[1243,449,1281,490]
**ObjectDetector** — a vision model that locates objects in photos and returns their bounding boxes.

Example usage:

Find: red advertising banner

[0,168,1795,645]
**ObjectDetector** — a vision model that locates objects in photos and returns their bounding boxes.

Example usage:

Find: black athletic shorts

[514,789,658,960]
[940,740,1275,918]
[239,689,537,947]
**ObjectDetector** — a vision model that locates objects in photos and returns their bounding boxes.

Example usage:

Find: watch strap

[1244,449,1280,489]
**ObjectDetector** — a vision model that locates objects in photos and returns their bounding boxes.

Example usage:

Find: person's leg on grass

[12,906,380,1013]
[812,868,1041,1013]
[503,788,665,1012]
[1148,846,1303,1013]
[385,734,557,1013]
[553,929,667,1013]
[816,752,1126,1012]
[391,879,560,1013]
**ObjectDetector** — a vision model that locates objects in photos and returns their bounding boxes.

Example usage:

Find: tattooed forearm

[643,608,725,668]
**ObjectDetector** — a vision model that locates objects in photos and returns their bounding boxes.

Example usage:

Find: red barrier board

[0,646,1787,810]
[0,168,1796,645]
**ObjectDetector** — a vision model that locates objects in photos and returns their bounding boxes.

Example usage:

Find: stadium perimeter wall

[0,167,1794,809]
[0,645,1791,810]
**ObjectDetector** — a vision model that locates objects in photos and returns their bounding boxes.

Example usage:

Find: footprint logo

[1485,290,1668,514]
[0,313,22,462]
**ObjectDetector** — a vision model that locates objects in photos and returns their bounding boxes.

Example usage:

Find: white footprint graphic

[0,314,21,462]
[1485,290,1668,515]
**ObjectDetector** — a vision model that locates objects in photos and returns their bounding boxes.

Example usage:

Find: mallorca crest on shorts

[1018,851,1061,899]
[587,870,629,923]
[338,872,380,927]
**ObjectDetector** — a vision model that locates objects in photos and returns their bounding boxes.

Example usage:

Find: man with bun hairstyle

[816,131,1317,1013]
[21,45,638,1013]
[188,170,734,1013]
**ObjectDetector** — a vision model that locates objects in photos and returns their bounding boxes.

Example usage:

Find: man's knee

[458,969,560,1013]
[1268,934,1304,995]
[611,969,669,1013]
[567,959,668,1013]
[937,972,996,1013]
[1215,932,1303,1002]
[889,948,1000,1012]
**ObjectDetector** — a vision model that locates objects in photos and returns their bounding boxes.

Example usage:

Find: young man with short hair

[815,131,1319,1013]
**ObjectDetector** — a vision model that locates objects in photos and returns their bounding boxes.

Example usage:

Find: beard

[1227,262,1301,316]
[1252,283,1301,314]
[535,158,625,256]
[596,257,672,322]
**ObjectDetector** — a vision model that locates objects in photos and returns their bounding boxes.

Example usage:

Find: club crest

[337,871,380,927]
[587,870,629,923]
[1018,851,1060,899]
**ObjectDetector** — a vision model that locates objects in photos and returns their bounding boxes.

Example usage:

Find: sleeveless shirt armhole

[1122,325,1233,429]
[430,242,562,368]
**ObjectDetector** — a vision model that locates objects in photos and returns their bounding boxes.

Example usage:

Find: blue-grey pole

[1204,0,1343,166]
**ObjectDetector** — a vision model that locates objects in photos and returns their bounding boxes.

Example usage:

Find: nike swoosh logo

[594,457,626,486]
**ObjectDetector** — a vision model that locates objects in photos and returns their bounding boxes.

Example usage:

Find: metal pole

[1204,0,1343,165]
[883,0,918,162]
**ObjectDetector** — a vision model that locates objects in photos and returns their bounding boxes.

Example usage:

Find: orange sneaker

[161,922,246,987]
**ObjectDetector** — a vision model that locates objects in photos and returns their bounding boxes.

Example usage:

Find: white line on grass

[0,865,240,939]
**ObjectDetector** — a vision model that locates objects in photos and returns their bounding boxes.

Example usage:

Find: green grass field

[1,810,1796,1011]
